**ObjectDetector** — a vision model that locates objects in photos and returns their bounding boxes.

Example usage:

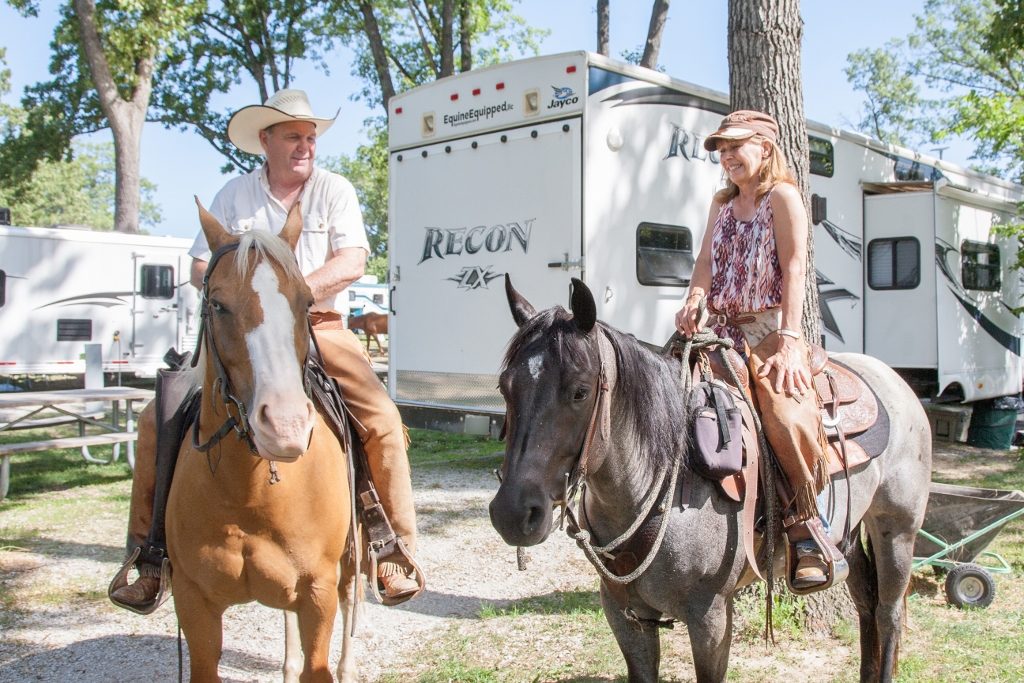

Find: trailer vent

[57,319,92,342]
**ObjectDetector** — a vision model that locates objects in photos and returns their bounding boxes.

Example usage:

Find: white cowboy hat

[227,89,339,155]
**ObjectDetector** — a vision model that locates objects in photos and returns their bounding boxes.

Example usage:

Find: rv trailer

[387,51,1023,419]
[0,225,199,378]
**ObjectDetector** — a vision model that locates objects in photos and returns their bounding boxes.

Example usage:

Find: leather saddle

[708,344,881,495]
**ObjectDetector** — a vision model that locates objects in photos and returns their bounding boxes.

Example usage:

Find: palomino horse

[347,311,387,355]
[166,201,356,682]
[489,277,932,683]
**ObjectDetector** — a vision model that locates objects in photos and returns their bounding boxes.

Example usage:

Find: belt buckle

[712,313,728,327]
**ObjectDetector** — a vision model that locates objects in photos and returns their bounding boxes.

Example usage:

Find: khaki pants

[125,315,416,557]
[747,336,829,524]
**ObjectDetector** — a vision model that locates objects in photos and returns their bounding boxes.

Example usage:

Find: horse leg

[864,524,917,682]
[173,579,225,683]
[845,527,881,682]
[295,582,340,683]
[685,595,733,683]
[283,610,302,683]
[336,591,357,682]
[599,583,660,683]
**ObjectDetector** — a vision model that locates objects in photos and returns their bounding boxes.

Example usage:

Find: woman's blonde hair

[713,135,797,203]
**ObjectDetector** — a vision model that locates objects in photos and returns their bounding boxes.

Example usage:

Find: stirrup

[783,518,849,596]
[368,537,426,607]
[107,546,172,615]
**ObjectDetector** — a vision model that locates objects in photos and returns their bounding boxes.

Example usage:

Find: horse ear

[195,196,232,252]
[569,278,596,333]
[505,274,536,327]
[279,200,302,250]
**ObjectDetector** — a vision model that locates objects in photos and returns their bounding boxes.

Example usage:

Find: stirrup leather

[107,546,172,615]
[783,517,849,596]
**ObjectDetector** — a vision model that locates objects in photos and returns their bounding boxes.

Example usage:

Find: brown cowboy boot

[110,564,162,607]
[793,546,828,589]
[378,557,420,603]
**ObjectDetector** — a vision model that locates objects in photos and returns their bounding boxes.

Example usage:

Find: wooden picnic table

[0,387,154,501]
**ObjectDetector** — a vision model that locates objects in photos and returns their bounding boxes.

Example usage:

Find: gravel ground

[0,465,593,682]
[0,439,1014,682]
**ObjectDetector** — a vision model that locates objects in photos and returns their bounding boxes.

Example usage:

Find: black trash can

[967,396,1023,450]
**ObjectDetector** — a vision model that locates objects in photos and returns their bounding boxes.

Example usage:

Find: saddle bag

[690,378,743,479]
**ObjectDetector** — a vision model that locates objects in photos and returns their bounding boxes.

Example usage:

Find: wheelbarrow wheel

[945,563,996,609]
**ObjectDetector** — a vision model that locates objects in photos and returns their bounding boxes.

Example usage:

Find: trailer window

[140,264,175,299]
[809,136,834,178]
[867,237,920,290]
[57,319,92,342]
[961,241,1001,291]
[637,223,694,287]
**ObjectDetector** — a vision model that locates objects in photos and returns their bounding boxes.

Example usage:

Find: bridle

[189,241,311,469]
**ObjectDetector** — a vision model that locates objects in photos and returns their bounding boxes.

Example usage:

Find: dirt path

[0,440,1014,681]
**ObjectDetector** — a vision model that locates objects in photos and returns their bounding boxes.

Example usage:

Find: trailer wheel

[945,563,996,609]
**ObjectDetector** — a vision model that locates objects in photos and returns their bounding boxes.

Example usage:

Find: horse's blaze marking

[528,354,544,380]
[246,262,303,393]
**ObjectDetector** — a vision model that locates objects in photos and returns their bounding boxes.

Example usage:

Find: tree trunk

[640,0,670,69]
[597,0,610,56]
[357,1,397,112]
[73,0,151,233]
[728,0,842,629]
[439,0,455,78]
[459,0,472,72]
[727,0,819,342]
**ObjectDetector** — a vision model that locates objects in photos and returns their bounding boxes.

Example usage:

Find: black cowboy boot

[109,359,199,614]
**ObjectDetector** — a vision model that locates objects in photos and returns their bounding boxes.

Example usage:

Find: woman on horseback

[675,109,834,590]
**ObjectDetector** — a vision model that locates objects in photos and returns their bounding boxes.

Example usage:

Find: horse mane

[597,322,691,479]
[503,308,691,481]
[234,230,305,284]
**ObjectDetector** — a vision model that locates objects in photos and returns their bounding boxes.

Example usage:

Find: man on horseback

[110,89,423,611]
[676,110,842,592]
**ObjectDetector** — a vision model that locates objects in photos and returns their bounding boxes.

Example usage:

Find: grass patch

[0,427,133,501]
[407,427,502,471]
[478,589,602,619]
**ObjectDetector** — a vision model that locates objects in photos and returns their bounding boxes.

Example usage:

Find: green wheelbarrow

[912,482,1024,609]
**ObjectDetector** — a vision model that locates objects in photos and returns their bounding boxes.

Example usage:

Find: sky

[0,1,963,239]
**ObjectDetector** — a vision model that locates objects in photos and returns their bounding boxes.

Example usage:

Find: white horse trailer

[387,51,1023,415]
[0,225,199,378]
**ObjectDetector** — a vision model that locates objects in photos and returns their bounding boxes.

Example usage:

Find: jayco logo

[548,86,579,110]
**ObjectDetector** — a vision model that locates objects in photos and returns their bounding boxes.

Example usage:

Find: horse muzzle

[249,394,316,462]
[489,483,554,547]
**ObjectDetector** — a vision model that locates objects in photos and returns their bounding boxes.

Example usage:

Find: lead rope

[673,297,781,644]
[565,459,680,584]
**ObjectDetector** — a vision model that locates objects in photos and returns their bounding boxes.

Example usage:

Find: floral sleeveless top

[707,190,783,347]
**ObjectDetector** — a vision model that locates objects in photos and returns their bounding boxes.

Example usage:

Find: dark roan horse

[489,277,932,683]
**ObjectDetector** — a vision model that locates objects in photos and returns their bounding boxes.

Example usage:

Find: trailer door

[863,192,937,368]
[389,118,582,411]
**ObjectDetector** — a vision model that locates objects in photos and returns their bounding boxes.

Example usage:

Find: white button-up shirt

[190,165,370,311]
